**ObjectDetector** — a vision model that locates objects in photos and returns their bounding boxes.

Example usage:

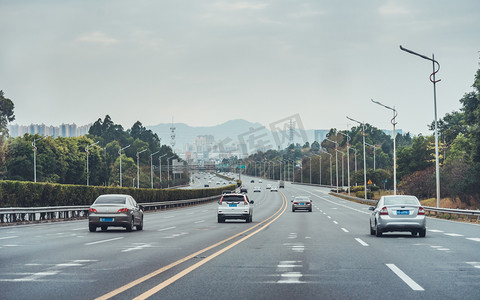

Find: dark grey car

[89,194,144,232]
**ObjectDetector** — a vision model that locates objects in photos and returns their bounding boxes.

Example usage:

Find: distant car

[291,196,312,212]
[259,179,263,183]
[253,187,261,192]
[216,181,221,185]
[204,184,209,187]
[271,186,278,192]
[266,184,271,189]
[279,180,285,188]
[369,195,426,237]
[217,193,254,223]
[251,179,255,183]
[240,187,248,193]
[88,194,144,232]
[222,190,234,195]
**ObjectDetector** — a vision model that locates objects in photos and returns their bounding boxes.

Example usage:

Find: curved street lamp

[32,136,46,182]
[118,144,131,187]
[326,138,339,192]
[158,154,167,183]
[85,141,99,186]
[150,151,160,188]
[365,142,377,170]
[136,148,148,188]
[347,117,367,200]
[400,45,441,207]
[337,130,351,195]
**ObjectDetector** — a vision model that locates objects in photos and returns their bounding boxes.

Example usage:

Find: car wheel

[375,223,382,237]
[217,216,224,223]
[136,217,143,231]
[292,208,295,212]
[309,208,312,212]
[101,225,108,231]
[370,224,375,235]
[126,217,134,232]
[89,225,96,232]
[419,228,426,237]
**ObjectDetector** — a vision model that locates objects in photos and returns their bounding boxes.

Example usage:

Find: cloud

[76,32,118,45]
[378,1,410,16]
[215,1,268,10]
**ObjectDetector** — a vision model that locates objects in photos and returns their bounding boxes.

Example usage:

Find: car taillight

[380,207,389,215]
[293,202,298,205]
[117,208,129,213]
[89,208,97,213]
[418,207,425,215]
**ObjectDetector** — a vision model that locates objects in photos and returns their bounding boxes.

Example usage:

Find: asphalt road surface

[1,175,479,299]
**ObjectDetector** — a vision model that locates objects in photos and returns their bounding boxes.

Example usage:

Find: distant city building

[8,123,92,138]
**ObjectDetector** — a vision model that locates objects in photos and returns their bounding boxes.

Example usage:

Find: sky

[1,0,479,136]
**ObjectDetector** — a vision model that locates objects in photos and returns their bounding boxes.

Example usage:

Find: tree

[0,90,15,137]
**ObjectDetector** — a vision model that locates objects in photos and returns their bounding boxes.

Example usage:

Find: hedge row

[0,180,236,207]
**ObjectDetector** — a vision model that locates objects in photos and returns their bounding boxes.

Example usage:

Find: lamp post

[326,138,339,192]
[150,151,160,188]
[400,45,441,207]
[313,154,322,185]
[32,136,46,182]
[158,154,167,183]
[336,149,345,188]
[136,149,148,188]
[320,148,332,186]
[347,117,367,200]
[167,155,175,188]
[85,141,99,186]
[365,143,377,170]
[371,99,397,194]
[118,145,131,187]
[338,131,351,195]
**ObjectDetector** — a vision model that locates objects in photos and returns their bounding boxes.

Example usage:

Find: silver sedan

[88,194,144,232]
[369,195,426,237]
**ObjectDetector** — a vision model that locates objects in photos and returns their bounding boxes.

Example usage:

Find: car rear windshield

[384,197,419,206]
[222,196,245,202]
[95,197,127,205]
[295,197,309,202]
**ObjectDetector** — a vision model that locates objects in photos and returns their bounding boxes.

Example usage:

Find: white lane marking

[161,232,188,239]
[386,264,424,291]
[327,216,332,219]
[467,238,480,242]
[194,220,205,224]
[333,221,338,225]
[0,236,18,240]
[444,233,463,237]
[122,243,153,253]
[278,272,302,283]
[72,228,85,231]
[341,228,349,233]
[163,215,175,219]
[291,245,305,253]
[355,238,369,246]
[467,262,480,269]
[158,226,176,232]
[428,229,444,233]
[85,237,124,246]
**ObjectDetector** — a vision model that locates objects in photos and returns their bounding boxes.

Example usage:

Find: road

[1,175,479,299]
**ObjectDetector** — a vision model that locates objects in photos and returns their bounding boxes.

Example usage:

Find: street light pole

[400,45,441,207]
[118,145,131,187]
[320,148,332,186]
[85,141,99,186]
[347,117,368,200]
[150,151,160,189]
[371,99,397,194]
[313,154,322,185]
[365,143,377,170]
[326,138,339,192]
[167,155,175,188]
[158,154,167,183]
[338,131,351,195]
[32,136,46,182]
[336,149,345,188]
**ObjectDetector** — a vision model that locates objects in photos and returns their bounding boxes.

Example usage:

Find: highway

[1,175,479,299]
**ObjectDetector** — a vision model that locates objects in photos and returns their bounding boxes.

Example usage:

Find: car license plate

[229,204,237,207]
[300,203,305,205]
[100,218,114,222]
[397,210,409,215]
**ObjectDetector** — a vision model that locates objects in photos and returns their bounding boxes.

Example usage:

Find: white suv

[217,193,254,223]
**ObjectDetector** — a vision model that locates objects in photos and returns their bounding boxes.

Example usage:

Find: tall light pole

[159,154,167,183]
[326,138,339,192]
[313,154,322,185]
[85,141,99,186]
[347,117,367,200]
[320,148,332,186]
[167,155,175,188]
[365,143,377,170]
[336,149,345,187]
[338,131,351,195]
[118,144,131,187]
[308,156,312,184]
[150,151,160,188]
[32,136,46,182]
[400,45,441,207]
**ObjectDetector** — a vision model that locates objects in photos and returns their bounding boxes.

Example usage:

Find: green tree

[0,90,15,137]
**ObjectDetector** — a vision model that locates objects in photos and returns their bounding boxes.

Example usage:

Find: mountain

[147,119,315,154]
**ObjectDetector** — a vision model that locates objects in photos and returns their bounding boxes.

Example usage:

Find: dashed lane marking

[386,264,424,291]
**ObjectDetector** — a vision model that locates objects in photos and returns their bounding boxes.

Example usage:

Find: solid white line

[386,264,424,291]
[467,238,480,242]
[444,233,463,237]
[85,237,124,246]
[355,238,369,246]
[158,226,176,232]
[0,236,17,240]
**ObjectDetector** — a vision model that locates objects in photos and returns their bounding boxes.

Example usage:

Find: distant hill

[147,119,315,153]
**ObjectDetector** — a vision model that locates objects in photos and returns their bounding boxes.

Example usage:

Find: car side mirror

[250,200,254,204]
[139,205,144,211]
[368,207,375,211]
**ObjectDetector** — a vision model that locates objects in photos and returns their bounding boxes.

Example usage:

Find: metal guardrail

[0,195,222,225]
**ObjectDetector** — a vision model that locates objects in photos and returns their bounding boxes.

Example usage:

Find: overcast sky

[1,0,479,135]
